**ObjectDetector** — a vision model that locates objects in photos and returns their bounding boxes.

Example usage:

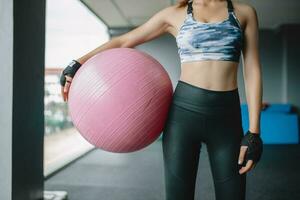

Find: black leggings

[162,80,246,200]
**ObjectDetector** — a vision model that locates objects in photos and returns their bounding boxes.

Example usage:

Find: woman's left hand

[238,130,263,174]
[238,146,256,174]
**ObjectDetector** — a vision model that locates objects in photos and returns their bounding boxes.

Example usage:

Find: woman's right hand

[61,75,73,102]
[59,60,82,102]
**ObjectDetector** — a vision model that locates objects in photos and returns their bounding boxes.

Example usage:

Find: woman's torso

[167,0,246,91]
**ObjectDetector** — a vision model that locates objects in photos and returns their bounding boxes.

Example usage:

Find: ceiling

[80,0,300,30]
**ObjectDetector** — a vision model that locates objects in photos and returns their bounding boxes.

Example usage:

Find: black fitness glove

[60,60,82,86]
[240,130,263,165]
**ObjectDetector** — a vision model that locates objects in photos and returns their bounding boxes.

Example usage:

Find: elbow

[244,62,262,79]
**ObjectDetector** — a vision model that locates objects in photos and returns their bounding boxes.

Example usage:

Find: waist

[172,80,241,116]
[180,62,239,91]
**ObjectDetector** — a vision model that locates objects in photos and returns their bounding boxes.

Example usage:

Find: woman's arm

[241,5,263,134]
[61,5,174,101]
[76,6,173,64]
[238,4,263,174]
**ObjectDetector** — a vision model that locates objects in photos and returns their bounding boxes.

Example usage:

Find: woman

[60,0,263,199]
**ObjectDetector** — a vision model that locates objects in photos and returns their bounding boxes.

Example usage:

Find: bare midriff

[179,60,239,91]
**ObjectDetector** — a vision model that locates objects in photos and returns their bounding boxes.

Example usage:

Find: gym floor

[45,140,300,200]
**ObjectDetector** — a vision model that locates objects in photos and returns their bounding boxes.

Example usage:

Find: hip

[170,80,242,117]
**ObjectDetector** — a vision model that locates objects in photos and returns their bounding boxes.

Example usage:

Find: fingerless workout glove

[241,130,263,164]
[60,60,82,86]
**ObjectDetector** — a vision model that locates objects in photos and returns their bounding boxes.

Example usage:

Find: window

[44,0,109,177]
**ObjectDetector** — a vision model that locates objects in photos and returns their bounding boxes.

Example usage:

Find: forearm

[245,66,263,134]
[75,37,124,64]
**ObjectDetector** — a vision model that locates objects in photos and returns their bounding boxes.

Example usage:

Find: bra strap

[187,0,193,14]
[227,0,234,12]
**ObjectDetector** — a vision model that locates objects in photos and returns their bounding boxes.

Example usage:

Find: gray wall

[245,29,283,103]
[0,0,46,199]
[136,34,181,89]
[111,25,300,111]
[282,25,300,111]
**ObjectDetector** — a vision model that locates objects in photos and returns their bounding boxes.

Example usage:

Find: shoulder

[155,3,188,34]
[233,1,257,19]
[231,1,258,29]
[150,3,185,26]
[155,3,183,18]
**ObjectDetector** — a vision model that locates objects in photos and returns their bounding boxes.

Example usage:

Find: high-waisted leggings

[162,80,246,200]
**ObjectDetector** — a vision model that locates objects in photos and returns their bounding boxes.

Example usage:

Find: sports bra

[176,0,244,63]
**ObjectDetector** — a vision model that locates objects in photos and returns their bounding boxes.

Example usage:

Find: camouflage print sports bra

[176,0,244,63]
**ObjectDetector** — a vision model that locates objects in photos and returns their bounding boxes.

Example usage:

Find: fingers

[238,146,247,165]
[64,80,71,92]
[239,160,254,174]
[238,145,257,174]
[61,76,73,102]
[61,86,65,101]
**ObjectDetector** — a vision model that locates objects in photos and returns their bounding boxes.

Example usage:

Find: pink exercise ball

[68,47,173,153]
